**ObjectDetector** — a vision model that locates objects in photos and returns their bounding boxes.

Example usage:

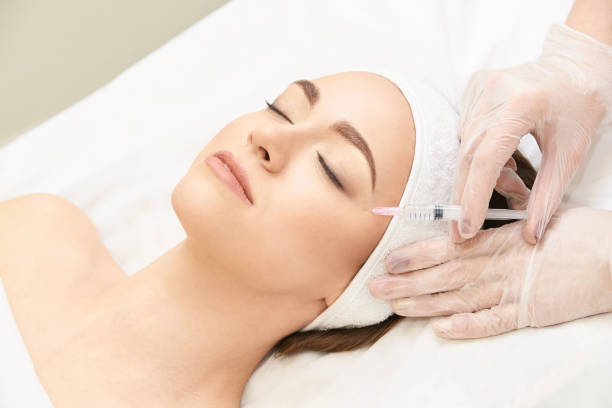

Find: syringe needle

[371,207,403,216]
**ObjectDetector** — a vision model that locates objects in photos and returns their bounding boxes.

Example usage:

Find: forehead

[296,71,415,201]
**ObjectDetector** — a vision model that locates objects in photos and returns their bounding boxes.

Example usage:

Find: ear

[319,261,357,308]
[323,277,352,307]
[323,294,336,308]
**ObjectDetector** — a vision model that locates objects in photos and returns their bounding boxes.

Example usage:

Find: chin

[172,170,218,232]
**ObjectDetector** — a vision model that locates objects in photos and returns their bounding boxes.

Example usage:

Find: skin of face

[171,71,415,312]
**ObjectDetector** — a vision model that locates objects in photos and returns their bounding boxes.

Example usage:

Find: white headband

[301,68,459,331]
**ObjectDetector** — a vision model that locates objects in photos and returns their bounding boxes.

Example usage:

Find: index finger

[450,142,473,243]
[451,70,496,242]
[459,128,518,238]
[459,97,539,239]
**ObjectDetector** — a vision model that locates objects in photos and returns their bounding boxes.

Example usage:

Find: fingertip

[522,217,538,245]
[432,318,455,338]
[459,195,485,239]
[535,218,549,243]
[505,157,517,172]
[459,218,478,240]
[450,221,464,243]
[369,280,394,300]
[385,250,411,274]
[368,279,383,298]
[522,226,537,245]
[433,316,473,339]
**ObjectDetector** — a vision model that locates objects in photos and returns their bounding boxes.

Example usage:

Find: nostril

[259,147,270,161]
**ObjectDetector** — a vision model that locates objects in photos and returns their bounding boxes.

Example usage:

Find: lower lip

[205,155,252,206]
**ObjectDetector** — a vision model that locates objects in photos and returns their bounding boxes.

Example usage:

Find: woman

[1,71,419,407]
[0,69,542,407]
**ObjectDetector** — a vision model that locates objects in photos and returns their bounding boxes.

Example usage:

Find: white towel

[301,69,459,331]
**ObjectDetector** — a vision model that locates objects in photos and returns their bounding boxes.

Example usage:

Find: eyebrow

[293,79,376,190]
[294,79,319,106]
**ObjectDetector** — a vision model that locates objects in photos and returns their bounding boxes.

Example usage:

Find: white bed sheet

[2,0,611,406]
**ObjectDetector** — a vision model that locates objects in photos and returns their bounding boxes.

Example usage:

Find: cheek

[172,124,390,298]
[247,166,388,296]
[172,159,390,297]
[171,113,261,253]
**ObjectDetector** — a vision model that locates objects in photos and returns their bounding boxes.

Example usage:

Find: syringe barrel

[400,205,462,221]
[436,205,462,221]
[396,205,525,221]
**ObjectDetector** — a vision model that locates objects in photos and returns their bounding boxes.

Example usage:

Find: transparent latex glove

[370,207,612,339]
[453,24,612,244]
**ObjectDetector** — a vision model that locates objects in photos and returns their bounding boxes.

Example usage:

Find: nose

[249,124,309,173]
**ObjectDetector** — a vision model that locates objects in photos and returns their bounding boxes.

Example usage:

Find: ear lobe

[324,288,343,307]
[323,294,334,308]
[321,269,354,308]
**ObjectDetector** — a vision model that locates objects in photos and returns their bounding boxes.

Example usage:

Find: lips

[205,150,254,205]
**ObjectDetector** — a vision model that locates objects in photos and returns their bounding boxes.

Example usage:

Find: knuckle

[446,265,469,288]
[510,89,530,105]
[464,296,481,313]
[469,68,494,86]
[511,88,546,107]
[485,72,505,88]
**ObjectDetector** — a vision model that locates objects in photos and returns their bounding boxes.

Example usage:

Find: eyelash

[317,152,344,191]
[264,100,344,192]
[265,100,293,124]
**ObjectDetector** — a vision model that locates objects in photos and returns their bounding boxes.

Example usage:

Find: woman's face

[172,71,415,308]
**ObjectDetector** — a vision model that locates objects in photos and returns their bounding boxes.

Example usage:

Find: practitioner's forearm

[566,0,612,45]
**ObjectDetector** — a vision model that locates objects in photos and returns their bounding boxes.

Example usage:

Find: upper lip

[213,150,254,204]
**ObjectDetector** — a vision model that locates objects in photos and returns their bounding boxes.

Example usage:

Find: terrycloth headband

[301,68,459,331]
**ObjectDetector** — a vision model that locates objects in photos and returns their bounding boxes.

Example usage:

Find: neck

[85,239,323,407]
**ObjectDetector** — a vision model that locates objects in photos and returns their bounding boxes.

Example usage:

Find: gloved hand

[454,24,612,244]
[369,207,612,339]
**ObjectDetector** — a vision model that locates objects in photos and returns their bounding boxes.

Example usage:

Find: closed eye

[264,100,344,192]
[265,100,294,124]
[317,152,344,191]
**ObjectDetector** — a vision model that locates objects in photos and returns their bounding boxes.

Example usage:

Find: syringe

[371,205,527,221]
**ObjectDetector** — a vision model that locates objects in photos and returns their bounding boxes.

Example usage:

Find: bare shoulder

[0,193,125,293]
[0,193,100,245]
[0,194,126,360]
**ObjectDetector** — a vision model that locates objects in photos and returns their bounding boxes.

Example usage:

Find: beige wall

[0,0,228,149]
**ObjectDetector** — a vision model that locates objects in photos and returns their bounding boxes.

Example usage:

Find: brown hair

[273,151,536,358]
